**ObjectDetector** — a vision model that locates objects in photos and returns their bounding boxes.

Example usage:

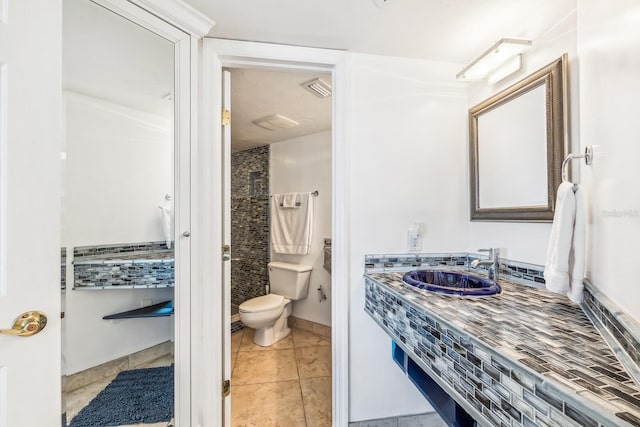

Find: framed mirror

[469,54,568,222]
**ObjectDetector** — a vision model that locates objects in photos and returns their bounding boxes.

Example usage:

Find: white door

[0,0,62,426]
[221,70,232,427]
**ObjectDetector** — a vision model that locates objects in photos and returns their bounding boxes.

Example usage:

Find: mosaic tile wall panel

[61,247,67,291]
[364,253,546,288]
[231,145,270,314]
[73,242,174,289]
[365,272,640,427]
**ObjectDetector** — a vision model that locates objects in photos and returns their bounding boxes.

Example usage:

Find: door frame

[200,38,350,426]
[69,0,213,425]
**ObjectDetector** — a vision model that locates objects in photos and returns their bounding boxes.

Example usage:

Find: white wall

[578,0,640,323]
[270,131,332,326]
[62,92,174,247]
[63,92,174,374]
[465,4,578,264]
[348,53,469,421]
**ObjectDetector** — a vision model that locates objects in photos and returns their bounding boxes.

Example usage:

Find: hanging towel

[567,185,586,302]
[271,192,313,255]
[282,192,299,208]
[543,182,586,303]
[159,205,172,249]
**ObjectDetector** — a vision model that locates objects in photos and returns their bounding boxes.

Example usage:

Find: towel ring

[561,145,593,183]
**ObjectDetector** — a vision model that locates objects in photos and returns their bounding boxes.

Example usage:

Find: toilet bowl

[239,261,312,347]
[239,294,291,346]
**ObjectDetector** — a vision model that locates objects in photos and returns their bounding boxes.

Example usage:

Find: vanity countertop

[73,250,174,264]
[365,271,640,426]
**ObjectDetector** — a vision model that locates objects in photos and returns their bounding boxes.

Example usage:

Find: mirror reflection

[61,0,175,425]
[469,55,567,222]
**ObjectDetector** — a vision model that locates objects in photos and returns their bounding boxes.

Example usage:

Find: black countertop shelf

[103,300,174,319]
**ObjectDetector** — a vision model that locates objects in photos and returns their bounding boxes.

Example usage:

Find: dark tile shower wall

[231,145,270,315]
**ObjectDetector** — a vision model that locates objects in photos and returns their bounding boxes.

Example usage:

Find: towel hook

[561,145,593,183]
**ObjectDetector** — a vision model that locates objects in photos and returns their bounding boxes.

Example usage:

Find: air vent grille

[301,78,332,98]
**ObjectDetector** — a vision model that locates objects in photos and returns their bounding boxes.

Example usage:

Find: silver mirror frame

[469,54,568,222]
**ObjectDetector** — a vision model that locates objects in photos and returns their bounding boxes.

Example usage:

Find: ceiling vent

[252,114,299,131]
[301,78,332,98]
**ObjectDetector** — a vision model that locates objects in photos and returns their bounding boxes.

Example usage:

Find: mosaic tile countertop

[365,271,640,427]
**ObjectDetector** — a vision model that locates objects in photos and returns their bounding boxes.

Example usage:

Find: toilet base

[252,303,292,347]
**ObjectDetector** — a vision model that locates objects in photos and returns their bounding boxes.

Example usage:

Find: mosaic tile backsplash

[364,253,546,288]
[365,261,640,427]
[230,145,270,314]
[73,242,174,289]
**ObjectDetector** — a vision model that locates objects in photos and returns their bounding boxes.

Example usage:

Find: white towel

[543,182,585,303]
[159,205,172,249]
[568,185,586,302]
[271,192,313,255]
[282,192,299,208]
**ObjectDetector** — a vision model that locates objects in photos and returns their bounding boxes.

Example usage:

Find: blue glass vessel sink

[402,270,501,297]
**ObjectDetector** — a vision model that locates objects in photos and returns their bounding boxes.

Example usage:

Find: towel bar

[562,145,593,183]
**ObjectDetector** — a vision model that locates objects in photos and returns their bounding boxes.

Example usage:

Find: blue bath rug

[68,365,173,427]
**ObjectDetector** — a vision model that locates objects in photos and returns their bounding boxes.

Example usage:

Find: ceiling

[63,0,174,117]
[183,0,576,64]
[62,0,577,151]
[227,68,332,152]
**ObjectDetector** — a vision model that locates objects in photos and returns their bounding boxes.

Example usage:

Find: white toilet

[239,261,313,347]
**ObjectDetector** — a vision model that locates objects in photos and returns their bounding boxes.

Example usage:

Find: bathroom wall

[63,92,174,374]
[348,52,468,421]
[577,0,640,324]
[270,130,332,326]
[230,145,270,314]
[465,2,578,265]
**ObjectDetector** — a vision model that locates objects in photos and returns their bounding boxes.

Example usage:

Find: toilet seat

[239,294,285,313]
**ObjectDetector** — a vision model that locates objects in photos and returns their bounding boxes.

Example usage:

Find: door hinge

[222,244,231,262]
[221,108,230,126]
[222,379,230,398]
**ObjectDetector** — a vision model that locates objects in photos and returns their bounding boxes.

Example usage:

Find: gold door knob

[0,311,47,337]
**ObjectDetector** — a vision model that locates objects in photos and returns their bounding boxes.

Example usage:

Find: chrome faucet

[470,248,501,280]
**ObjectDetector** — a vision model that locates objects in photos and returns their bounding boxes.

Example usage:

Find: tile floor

[231,327,332,427]
[64,326,331,427]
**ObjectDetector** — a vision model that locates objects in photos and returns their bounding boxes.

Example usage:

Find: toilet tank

[268,261,313,300]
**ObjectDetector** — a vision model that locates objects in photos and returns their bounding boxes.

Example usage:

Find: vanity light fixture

[456,38,532,84]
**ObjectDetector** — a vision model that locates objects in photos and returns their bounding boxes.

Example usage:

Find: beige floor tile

[231,381,306,427]
[231,329,244,354]
[231,348,238,375]
[232,349,299,385]
[239,328,294,351]
[300,377,332,427]
[296,346,331,379]
[65,374,116,422]
[292,328,331,348]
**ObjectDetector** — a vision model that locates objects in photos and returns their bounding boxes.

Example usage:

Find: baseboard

[63,340,174,392]
[288,316,331,339]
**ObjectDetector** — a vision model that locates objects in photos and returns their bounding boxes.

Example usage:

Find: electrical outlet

[407,222,423,252]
